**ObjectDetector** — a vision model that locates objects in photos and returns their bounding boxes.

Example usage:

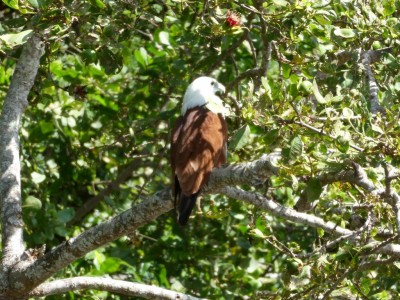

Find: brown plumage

[171,106,228,225]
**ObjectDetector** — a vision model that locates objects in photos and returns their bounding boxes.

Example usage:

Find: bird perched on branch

[171,77,229,225]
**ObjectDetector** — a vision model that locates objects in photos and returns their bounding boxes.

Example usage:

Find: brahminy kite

[171,76,229,225]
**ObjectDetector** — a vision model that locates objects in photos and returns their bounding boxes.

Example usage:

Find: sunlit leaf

[229,125,251,151]
[312,79,327,103]
[31,171,46,184]
[25,196,42,210]
[342,107,354,118]
[0,30,33,48]
[2,0,19,10]
[134,47,149,68]
[90,0,106,9]
[382,0,396,16]
[333,27,356,38]
[159,31,170,46]
[272,0,288,7]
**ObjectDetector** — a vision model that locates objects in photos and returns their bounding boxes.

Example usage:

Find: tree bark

[30,276,205,300]
[0,34,44,268]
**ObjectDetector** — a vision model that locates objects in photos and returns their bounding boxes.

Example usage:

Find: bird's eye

[211,81,215,86]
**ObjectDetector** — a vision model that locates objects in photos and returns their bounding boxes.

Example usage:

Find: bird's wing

[172,107,227,196]
[171,115,184,174]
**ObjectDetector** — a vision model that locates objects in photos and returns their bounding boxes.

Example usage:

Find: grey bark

[0,34,44,268]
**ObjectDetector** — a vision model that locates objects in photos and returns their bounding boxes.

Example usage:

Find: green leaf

[336,136,350,153]
[0,29,33,48]
[264,129,279,146]
[25,196,42,210]
[134,47,149,68]
[289,136,303,159]
[272,0,288,6]
[312,79,326,104]
[371,123,384,134]
[342,107,354,118]
[2,0,19,10]
[159,31,170,46]
[314,14,331,25]
[98,47,123,74]
[39,121,54,134]
[333,27,356,38]
[57,208,75,223]
[251,228,266,239]
[93,251,105,270]
[306,178,323,202]
[90,0,106,9]
[371,291,390,300]
[382,0,396,16]
[158,265,170,288]
[229,125,251,151]
[89,94,119,111]
[261,76,272,99]
[27,0,39,8]
[31,171,46,184]
[360,278,371,295]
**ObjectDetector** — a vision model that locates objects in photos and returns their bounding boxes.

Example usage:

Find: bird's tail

[178,193,199,226]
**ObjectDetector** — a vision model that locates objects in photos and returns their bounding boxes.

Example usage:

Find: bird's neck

[181,93,228,117]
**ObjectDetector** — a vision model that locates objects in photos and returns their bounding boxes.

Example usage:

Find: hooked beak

[215,82,226,97]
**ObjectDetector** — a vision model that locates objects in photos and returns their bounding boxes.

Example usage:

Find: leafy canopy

[1,0,400,299]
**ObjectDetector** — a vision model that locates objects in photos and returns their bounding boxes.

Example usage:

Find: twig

[361,234,400,255]
[68,157,151,225]
[322,268,351,300]
[205,15,254,75]
[358,256,399,271]
[317,162,375,192]
[290,119,364,152]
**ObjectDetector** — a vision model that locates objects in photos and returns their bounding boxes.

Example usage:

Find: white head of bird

[181,76,230,117]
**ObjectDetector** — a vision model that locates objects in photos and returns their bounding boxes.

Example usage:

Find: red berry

[226,10,241,27]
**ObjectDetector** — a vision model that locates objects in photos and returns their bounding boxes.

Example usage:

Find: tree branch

[317,162,376,192]
[217,186,356,239]
[205,153,280,191]
[361,50,383,115]
[4,151,400,297]
[0,33,44,268]
[7,189,172,295]
[219,186,400,256]
[68,157,145,225]
[4,154,280,295]
[29,277,204,300]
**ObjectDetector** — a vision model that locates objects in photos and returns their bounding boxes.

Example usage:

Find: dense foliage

[1,0,400,299]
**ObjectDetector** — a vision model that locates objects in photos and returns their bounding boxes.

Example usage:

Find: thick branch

[7,189,172,295]
[362,50,383,115]
[5,152,400,296]
[29,277,204,300]
[205,153,279,191]
[4,154,280,295]
[0,34,44,268]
